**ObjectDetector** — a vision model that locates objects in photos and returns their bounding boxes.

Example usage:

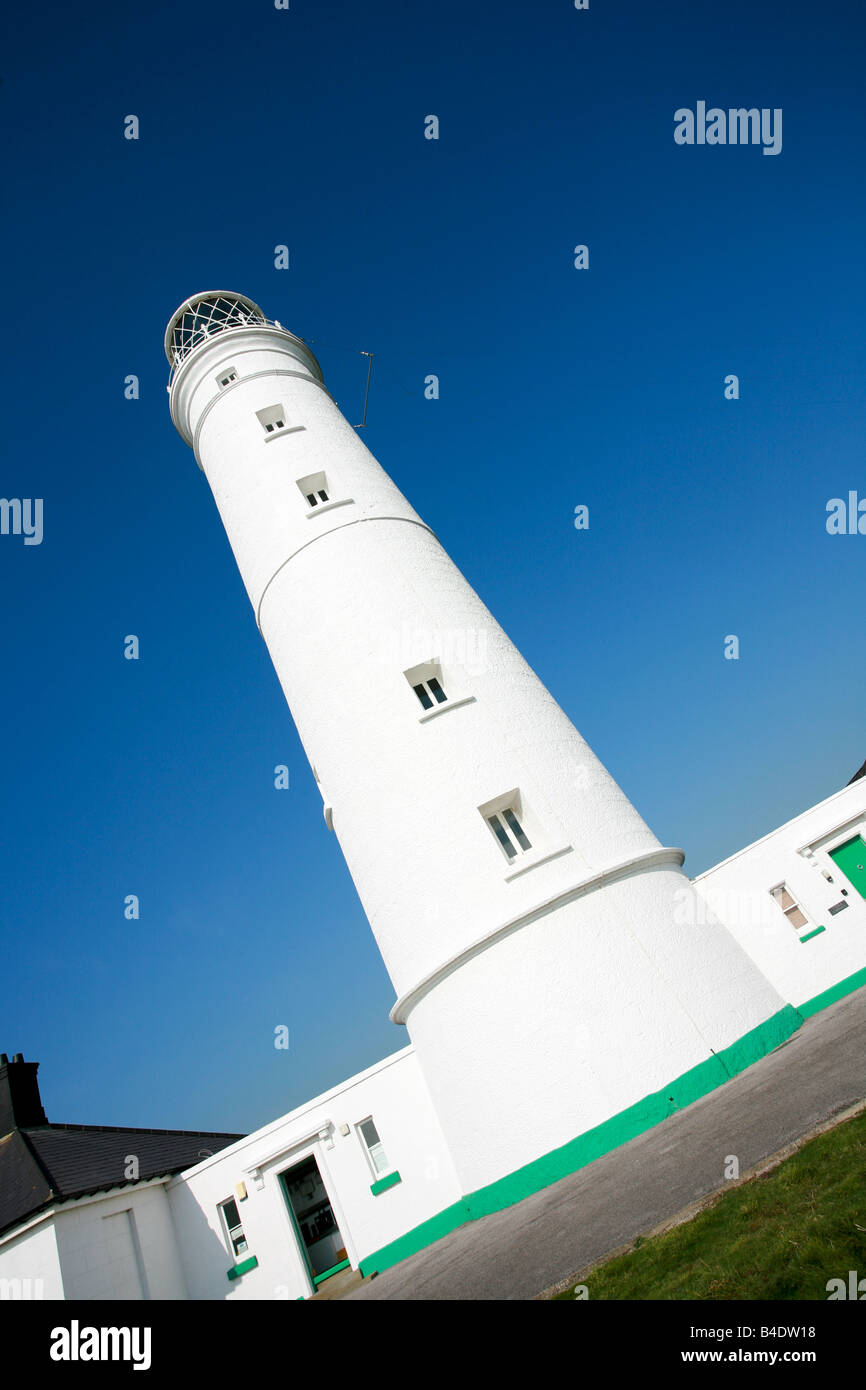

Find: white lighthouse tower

[166,292,791,1195]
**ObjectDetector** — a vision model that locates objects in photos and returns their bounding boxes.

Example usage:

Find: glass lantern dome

[164,292,268,374]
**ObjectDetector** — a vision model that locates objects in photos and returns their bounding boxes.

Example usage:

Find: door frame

[798,817,866,879]
[277,1151,352,1289]
[828,832,866,898]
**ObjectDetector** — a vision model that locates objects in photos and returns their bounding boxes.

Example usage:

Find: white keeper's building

[2,293,864,1300]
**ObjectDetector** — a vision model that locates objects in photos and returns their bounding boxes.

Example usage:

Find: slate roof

[847,758,866,785]
[0,1121,243,1239]
[0,1131,52,1238]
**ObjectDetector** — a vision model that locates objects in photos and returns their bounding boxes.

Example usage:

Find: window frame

[408,667,449,712]
[480,791,534,864]
[356,1116,391,1180]
[256,403,288,435]
[294,470,356,519]
[402,659,476,723]
[770,883,811,933]
[218,1195,249,1260]
[476,788,571,881]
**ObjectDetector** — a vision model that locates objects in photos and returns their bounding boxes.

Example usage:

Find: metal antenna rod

[356,351,374,428]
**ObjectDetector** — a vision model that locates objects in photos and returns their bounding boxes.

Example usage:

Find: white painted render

[166,1045,461,1300]
[405,862,788,1192]
[165,295,792,1192]
[0,1182,187,1302]
[693,779,866,1011]
[0,1216,64,1299]
[52,1184,188,1301]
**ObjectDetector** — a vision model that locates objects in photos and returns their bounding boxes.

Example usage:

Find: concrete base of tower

[399,862,789,1194]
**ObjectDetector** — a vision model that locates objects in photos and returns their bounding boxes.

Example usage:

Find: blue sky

[1,0,864,1136]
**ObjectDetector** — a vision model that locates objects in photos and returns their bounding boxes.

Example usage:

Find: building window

[487,806,532,860]
[216,368,238,388]
[404,661,448,711]
[357,1117,390,1177]
[478,790,569,879]
[770,885,809,932]
[218,1197,248,1259]
[297,471,329,508]
[414,676,446,709]
[256,404,287,434]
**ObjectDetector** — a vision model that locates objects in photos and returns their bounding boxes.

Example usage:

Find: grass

[554,1108,866,1300]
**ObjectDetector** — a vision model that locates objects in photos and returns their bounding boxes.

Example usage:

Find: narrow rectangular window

[297,472,329,509]
[502,806,532,851]
[488,813,517,859]
[256,404,287,434]
[217,369,238,388]
[770,885,809,931]
[480,791,535,864]
[219,1197,248,1258]
[405,662,449,712]
[358,1117,389,1177]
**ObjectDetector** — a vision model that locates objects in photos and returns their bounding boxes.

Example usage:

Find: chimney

[0,1053,48,1134]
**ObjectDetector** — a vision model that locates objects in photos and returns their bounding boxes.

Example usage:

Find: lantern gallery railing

[165,291,310,388]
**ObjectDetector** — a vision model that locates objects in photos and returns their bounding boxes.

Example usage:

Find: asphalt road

[346,987,866,1300]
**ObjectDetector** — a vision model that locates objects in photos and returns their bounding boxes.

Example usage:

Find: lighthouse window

[404,661,450,713]
[216,368,238,388]
[770,885,809,932]
[297,472,330,510]
[256,404,288,434]
[488,814,516,858]
[502,807,532,851]
[487,809,532,859]
[411,676,447,710]
[479,792,534,862]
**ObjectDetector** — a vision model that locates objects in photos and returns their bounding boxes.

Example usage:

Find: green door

[830,836,866,900]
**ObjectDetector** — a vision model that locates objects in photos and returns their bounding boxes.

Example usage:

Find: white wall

[53,1183,188,1301]
[0,1217,64,1299]
[167,1046,462,1300]
[407,860,787,1192]
[693,780,866,1011]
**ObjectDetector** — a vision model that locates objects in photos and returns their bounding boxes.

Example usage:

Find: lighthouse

[166,292,791,1195]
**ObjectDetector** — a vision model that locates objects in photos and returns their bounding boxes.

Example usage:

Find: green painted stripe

[313,1257,351,1285]
[799,926,826,944]
[226,1255,258,1281]
[370,1170,402,1196]
[468,1004,803,1223]
[359,1201,471,1276]
[797,965,866,1018]
[359,1004,804,1276]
